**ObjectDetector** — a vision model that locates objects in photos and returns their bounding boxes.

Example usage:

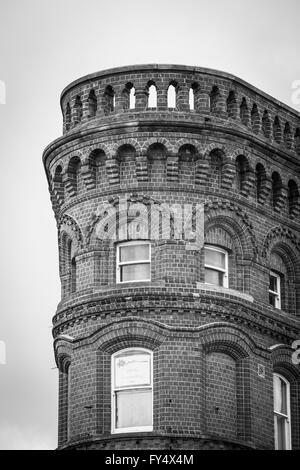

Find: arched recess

[93,319,165,436]
[65,103,71,131]
[117,144,137,187]
[178,144,197,183]
[189,82,199,111]
[88,89,97,118]
[52,165,64,207]
[88,148,107,189]
[73,95,83,124]
[271,345,300,450]
[262,110,271,139]
[271,172,284,212]
[66,156,82,197]
[240,98,250,127]
[251,103,260,134]
[283,122,293,150]
[146,142,167,181]
[235,154,252,195]
[227,91,238,119]
[273,116,282,144]
[209,148,224,189]
[102,85,115,115]
[210,85,221,114]
[201,325,256,442]
[288,180,300,219]
[255,162,268,203]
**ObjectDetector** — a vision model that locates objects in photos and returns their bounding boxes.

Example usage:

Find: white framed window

[204,245,228,288]
[111,348,153,434]
[269,272,281,309]
[116,241,151,283]
[274,373,291,450]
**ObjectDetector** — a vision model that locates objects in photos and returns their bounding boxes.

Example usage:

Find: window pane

[120,244,149,262]
[205,268,224,287]
[269,293,276,307]
[115,352,151,388]
[205,248,225,269]
[270,274,278,293]
[120,263,150,282]
[275,415,287,450]
[116,389,152,429]
[274,375,288,415]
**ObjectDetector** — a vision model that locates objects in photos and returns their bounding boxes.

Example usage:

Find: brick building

[43,64,300,450]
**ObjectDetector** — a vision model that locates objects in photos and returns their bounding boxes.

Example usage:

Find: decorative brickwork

[43,65,300,450]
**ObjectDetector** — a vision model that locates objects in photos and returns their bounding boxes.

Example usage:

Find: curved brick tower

[43,65,300,450]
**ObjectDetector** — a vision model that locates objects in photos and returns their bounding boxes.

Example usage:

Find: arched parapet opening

[209,85,225,116]
[255,162,270,204]
[239,97,250,127]
[271,171,286,213]
[146,80,158,109]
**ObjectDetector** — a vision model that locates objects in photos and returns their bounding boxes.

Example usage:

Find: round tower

[43,64,300,450]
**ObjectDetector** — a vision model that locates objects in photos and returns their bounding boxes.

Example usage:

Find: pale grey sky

[0,0,299,450]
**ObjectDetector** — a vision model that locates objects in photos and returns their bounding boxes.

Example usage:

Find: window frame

[269,271,281,309]
[204,245,229,288]
[116,241,151,284]
[273,373,291,450]
[111,348,153,434]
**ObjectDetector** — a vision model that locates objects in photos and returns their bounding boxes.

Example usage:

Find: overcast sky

[0,0,299,450]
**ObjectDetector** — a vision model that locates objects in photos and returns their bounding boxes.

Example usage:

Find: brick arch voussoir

[271,345,300,382]
[142,137,174,154]
[58,214,84,250]
[85,319,166,353]
[262,227,300,264]
[200,323,263,360]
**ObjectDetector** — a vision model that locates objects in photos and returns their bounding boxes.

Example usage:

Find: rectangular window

[204,246,228,288]
[112,349,153,433]
[274,374,291,450]
[269,272,281,309]
[116,241,151,283]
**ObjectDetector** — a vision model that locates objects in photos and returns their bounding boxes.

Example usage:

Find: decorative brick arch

[58,214,84,250]
[204,201,257,260]
[262,226,300,259]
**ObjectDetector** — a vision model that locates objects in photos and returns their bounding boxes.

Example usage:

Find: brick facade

[43,64,300,450]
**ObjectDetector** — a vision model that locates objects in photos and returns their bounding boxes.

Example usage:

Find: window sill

[196,282,254,303]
